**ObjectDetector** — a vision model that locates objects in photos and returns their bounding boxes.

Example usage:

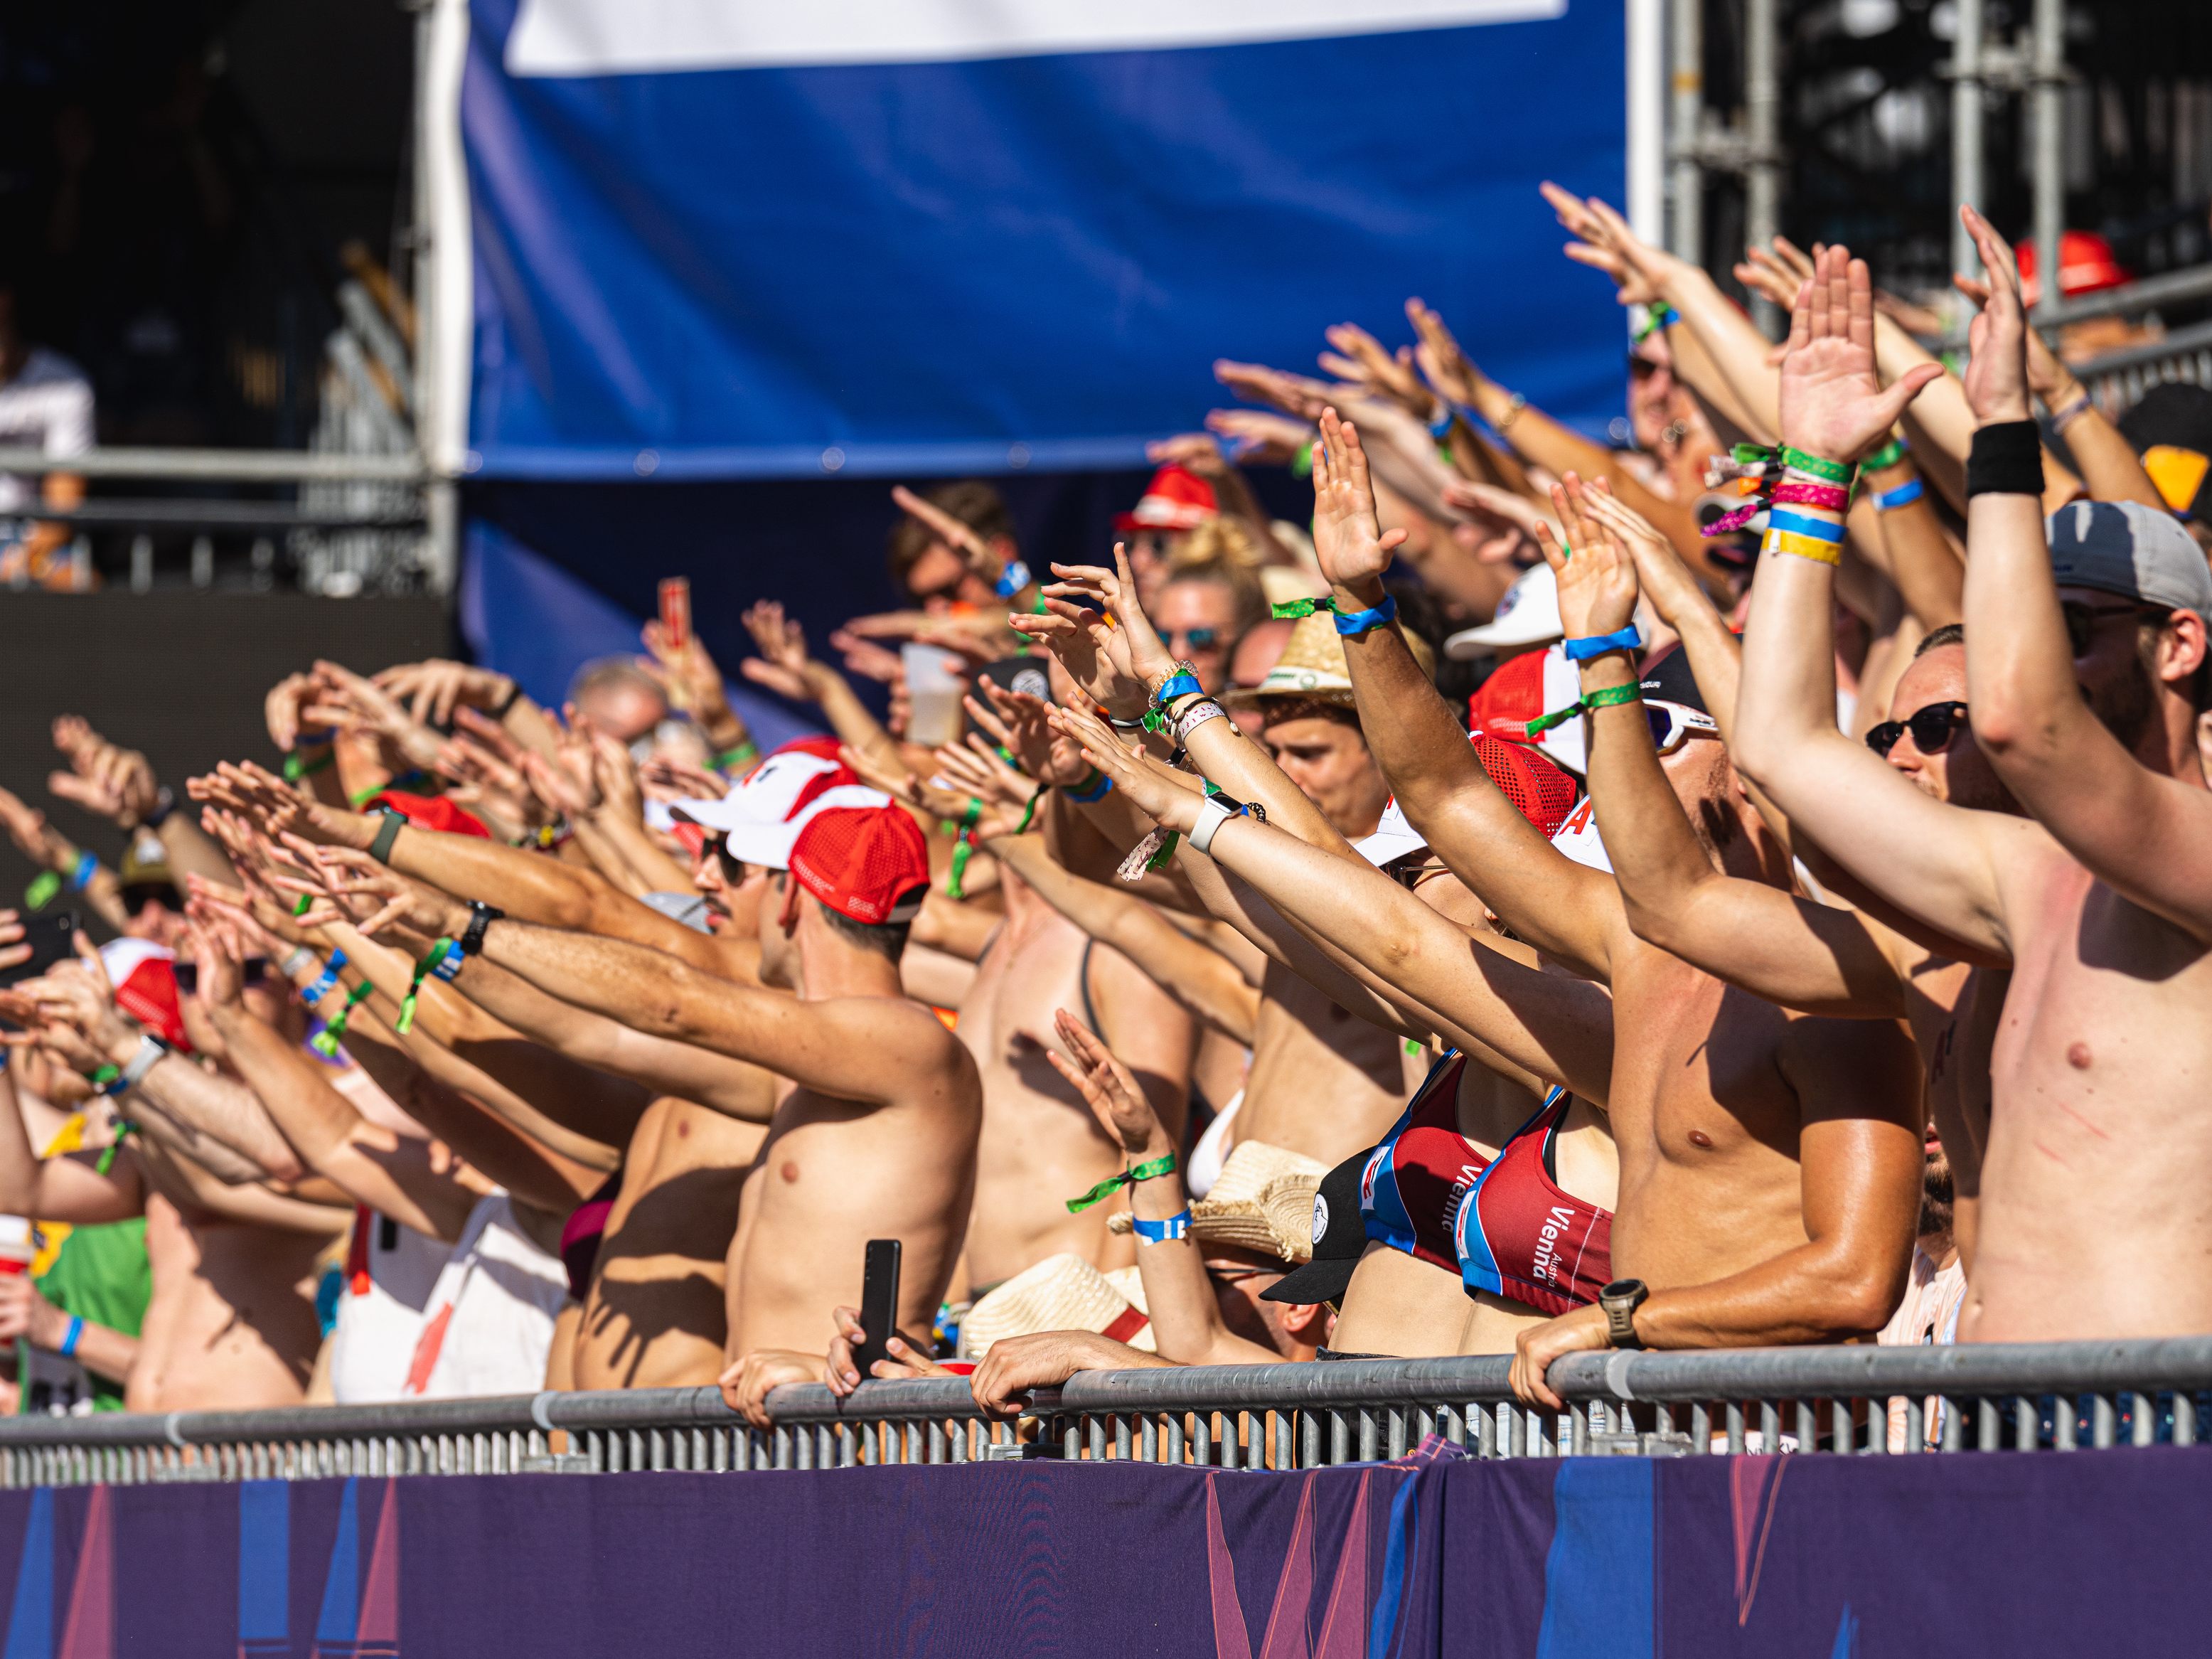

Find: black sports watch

[459,901,504,957]
[1598,1278,1648,1349]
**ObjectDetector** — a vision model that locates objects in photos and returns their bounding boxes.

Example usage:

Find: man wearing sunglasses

[1733,226,2212,1349]
[1152,567,1259,695]
[1300,417,1922,1412]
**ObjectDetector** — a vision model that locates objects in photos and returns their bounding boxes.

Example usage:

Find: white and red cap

[669,743,888,871]
[1355,732,1582,867]
[1443,562,1563,658]
[1466,644,1589,776]
[100,939,191,1050]
[1113,464,1218,533]
[1547,796,1612,873]
[787,805,931,926]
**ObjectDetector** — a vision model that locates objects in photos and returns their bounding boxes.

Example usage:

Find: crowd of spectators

[0,188,2206,1448]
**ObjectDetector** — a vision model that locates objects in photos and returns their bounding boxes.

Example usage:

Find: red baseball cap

[100,939,191,1050]
[1114,464,1218,533]
[2015,230,2130,309]
[1356,731,1580,865]
[787,805,930,925]
[671,745,888,870]
[359,790,491,839]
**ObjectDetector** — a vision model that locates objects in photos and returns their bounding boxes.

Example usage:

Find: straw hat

[958,1252,1157,1359]
[1220,608,1435,707]
[1108,1141,1327,1263]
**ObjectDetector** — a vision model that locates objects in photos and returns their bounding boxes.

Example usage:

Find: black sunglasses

[1866,700,1970,759]
[2061,599,2152,658]
[1166,626,1223,651]
[173,958,267,993]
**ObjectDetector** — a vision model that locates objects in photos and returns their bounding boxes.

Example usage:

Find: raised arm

[1951,208,2212,944]
[0,1038,143,1224]
[1548,481,1911,1016]
[1729,245,2025,957]
[1049,1014,1287,1366]
[1311,410,1624,978]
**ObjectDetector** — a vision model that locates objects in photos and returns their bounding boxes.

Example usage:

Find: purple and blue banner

[0,1444,2203,1655]
[452,0,1628,480]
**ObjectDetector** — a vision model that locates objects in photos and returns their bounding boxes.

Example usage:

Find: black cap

[1260,1149,1370,1307]
[1638,645,1716,725]
[2117,383,2212,518]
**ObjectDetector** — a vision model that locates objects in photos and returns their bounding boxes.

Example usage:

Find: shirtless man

[1734,224,2212,1343]
[202,758,786,1389]
[375,796,981,1414]
[955,868,1192,1294]
[1536,479,2017,1271]
[0,959,342,1410]
[1086,410,1921,1407]
[1013,607,1424,1173]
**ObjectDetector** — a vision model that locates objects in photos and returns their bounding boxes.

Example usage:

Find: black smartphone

[850,1238,903,1380]
[0,912,80,988]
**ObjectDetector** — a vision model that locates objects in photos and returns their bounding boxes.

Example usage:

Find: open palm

[1777,246,1940,464]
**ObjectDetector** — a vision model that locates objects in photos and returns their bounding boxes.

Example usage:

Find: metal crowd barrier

[3,1338,2209,1488]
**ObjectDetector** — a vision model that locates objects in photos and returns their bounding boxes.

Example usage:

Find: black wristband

[488,678,523,720]
[140,786,176,831]
[1965,420,2045,499]
[368,809,406,865]
[459,900,503,957]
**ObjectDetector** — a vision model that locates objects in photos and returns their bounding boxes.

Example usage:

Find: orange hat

[358,790,490,839]
[788,805,929,925]
[1114,464,1218,533]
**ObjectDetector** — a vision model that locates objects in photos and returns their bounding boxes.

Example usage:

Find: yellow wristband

[1763,528,1843,567]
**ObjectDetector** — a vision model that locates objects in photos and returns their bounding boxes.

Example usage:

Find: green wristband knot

[1065,1151,1178,1213]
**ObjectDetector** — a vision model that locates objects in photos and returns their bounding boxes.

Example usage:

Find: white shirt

[0,349,92,517]
[400,1193,568,1399]
[326,1210,448,1405]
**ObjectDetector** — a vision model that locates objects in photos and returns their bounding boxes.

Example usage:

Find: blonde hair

[1168,515,1265,578]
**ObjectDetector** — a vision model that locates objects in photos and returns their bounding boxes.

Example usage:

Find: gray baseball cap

[2046,501,2212,619]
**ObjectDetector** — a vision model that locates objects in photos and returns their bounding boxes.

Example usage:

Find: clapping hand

[1955,206,2033,427]
[1776,245,1942,464]
[1310,407,1407,592]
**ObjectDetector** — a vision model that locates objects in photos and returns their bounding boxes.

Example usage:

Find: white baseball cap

[671,750,889,871]
[1444,563,1563,659]
[1548,796,1612,873]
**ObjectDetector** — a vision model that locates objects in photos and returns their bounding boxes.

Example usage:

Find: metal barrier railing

[3,1338,2208,1487]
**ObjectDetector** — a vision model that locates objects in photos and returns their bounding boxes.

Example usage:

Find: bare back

[723,1004,981,1357]
[575,1095,765,1389]
[1973,853,2212,1340]
[127,1195,333,1412]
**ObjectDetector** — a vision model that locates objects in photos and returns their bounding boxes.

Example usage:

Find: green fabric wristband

[1524,681,1641,737]
[1779,444,1854,485]
[1861,437,1908,471]
[1064,1151,1178,1213]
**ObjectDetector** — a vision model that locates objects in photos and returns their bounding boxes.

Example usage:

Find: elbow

[1810,1257,1908,1340]
[1965,688,2062,772]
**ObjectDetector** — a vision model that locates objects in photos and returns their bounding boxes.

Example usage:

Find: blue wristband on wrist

[1563,624,1643,662]
[1765,509,1847,544]
[58,1316,82,1358]
[1063,771,1113,804]
[68,850,97,892]
[1151,673,1202,708]
[993,560,1032,599]
[301,950,348,1005]
[1427,405,1455,440]
[1331,594,1398,637]
[429,941,467,981]
[1132,1209,1192,1244]
[1873,478,1925,511]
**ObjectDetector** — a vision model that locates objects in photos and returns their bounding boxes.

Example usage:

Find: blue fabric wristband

[1873,479,1925,511]
[301,950,348,1005]
[68,850,97,892]
[1150,673,1202,708]
[1063,772,1113,804]
[1427,405,1455,439]
[1132,1209,1192,1244]
[429,941,467,981]
[1331,594,1398,637]
[993,560,1032,599]
[58,1316,82,1358]
[1765,509,1847,543]
[1563,624,1642,662]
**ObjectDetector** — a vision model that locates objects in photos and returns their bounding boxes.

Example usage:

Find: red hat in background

[2015,230,2130,310]
[100,939,191,1050]
[1114,464,1218,533]
[1467,650,1550,742]
[358,790,491,840]
[788,806,930,926]
[1355,731,1580,865]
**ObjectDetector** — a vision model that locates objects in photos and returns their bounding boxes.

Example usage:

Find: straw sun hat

[1106,1141,1327,1264]
[960,1252,1158,1360]
[1219,609,1434,707]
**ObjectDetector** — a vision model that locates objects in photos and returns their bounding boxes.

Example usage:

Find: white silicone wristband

[1187,797,1236,855]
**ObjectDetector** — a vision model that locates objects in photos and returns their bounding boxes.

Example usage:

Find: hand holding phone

[850,1238,904,1380]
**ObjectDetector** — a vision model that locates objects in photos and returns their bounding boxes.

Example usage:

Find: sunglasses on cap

[2061,598,2156,658]
[1166,626,1223,651]
[1865,700,1969,759]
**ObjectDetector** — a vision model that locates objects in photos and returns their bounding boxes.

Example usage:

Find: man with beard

[1732,225,2212,1345]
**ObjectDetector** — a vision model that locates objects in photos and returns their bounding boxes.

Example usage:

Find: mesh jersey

[1359,1052,1613,1318]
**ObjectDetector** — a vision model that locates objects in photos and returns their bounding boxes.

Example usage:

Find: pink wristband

[1772,481,1849,511]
